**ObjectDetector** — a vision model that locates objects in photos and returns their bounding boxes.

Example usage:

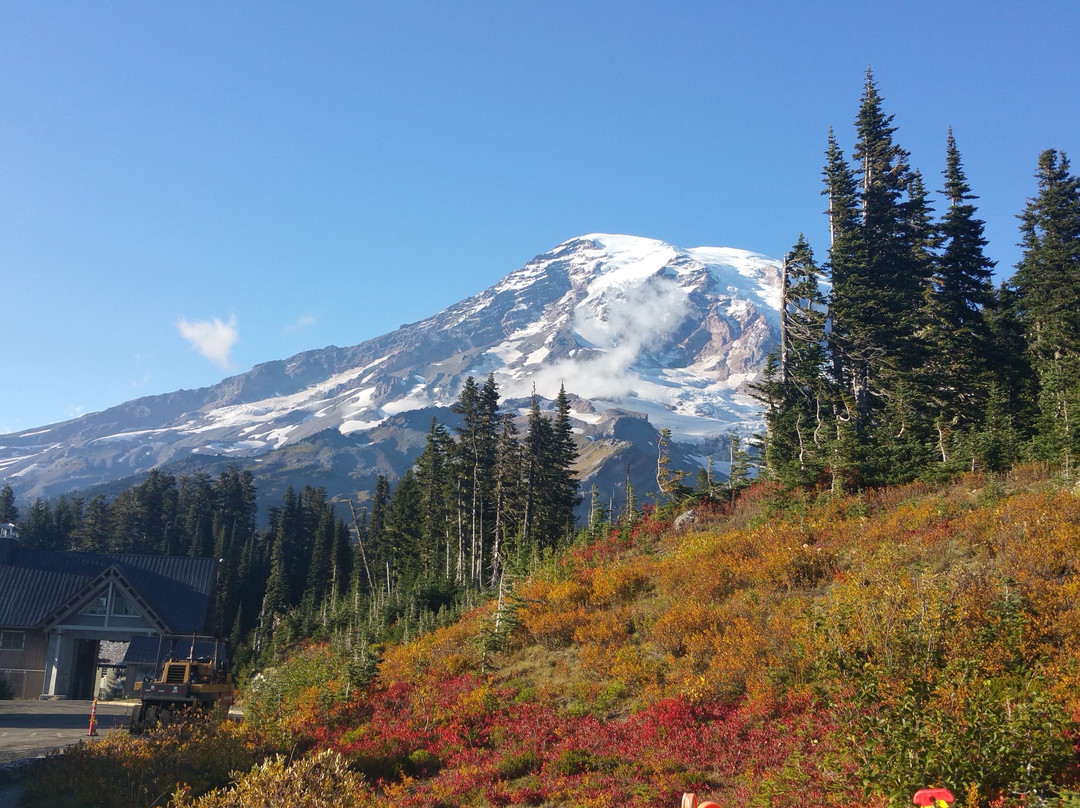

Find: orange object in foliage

[679,795,720,808]
[913,789,955,806]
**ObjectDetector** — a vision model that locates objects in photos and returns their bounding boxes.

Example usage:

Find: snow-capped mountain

[0,234,781,510]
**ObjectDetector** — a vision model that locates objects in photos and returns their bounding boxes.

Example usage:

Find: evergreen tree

[142,469,180,553]
[415,417,454,581]
[70,495,110,552]
[522,394,555,550]
[1012,149,1080,364]
[451,375,501,586]
[212,468,257,548]
[179,473,215,557]
[234,529,264,644]
[384,469,423,586]
[620,463,638,528]
[304,504,335,608]
[986,283,1039,439]
[822,69,942,485]
[368,475,391,576]
[550,385,581,532]
[212,523,241,637]
[872,380,936,484]
[586,485,609,539]
[919,131,996,456]
[755,236,831,486]
[521,389,580,547]
[270,486,305,606]
[108,470,179,554]
[822,127,872,439]
[258,523,290,652]
[51,495,82,550]
[1011,149,1080,470]
[21,499,57,549]
[853,69,922,357]
[348,501,375,595]
[490,411,523,585]
[726,433,753,499]
[329,516,353,603]
[970,382,1022,473]
[0,484,18,524]
[655,427,690,500]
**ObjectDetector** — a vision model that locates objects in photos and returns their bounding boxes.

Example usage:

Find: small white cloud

[284,314,317,334]
[177,315,239,369]
[129,355,151,388]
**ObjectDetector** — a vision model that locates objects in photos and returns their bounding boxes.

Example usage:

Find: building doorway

[70,639,99,699]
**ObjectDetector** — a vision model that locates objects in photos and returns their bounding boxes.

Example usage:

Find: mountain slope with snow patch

[1,235,781,507]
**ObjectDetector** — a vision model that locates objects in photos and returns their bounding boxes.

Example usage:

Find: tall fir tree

[490,411,523,586]
[1013,149,1080,363]
[329,516,353,604]
[521,392,579,551]
[550,385,581,534]
[919,130,996,460]
[822,127,871,453]
[0,483,18,524]
[1011,149,1080,471]
[755,236,831,486]
[415,417,453,580]
[368,474,391,578]
[822,69,937,485]
[71,495,110,552]
[179,473,215,558]
[384,469,423,586]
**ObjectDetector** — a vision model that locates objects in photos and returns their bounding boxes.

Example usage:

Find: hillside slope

[28,470,1080,808]
[244,468,1080,807]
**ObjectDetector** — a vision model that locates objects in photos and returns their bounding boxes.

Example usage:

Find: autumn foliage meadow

[26,466,1080,807]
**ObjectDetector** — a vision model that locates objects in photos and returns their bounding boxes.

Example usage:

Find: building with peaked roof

[0,535,218,699]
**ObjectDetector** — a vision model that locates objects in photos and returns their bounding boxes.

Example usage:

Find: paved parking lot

[0,700,136,807]
[0,699,133,764]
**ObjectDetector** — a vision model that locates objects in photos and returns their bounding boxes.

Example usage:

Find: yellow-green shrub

[170,750,372,807]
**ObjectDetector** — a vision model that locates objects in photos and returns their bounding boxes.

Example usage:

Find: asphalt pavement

[0,699,135,807]
[0,699,134,764]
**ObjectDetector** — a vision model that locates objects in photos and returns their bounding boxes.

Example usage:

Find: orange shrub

[378,604,492,685]
[519,576,593,648]
[650,598,723,659]
[572,605,633,649]
[588,554,655,605]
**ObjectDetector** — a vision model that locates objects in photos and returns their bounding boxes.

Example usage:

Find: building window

[111,591,140,617]
[0,631,25,651]
[76,588,144,619]
[79,595,108,616]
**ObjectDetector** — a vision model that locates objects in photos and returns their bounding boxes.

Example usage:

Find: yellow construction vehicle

[130,635,234,733]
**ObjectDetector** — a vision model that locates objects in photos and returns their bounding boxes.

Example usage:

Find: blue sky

[2,1,1077,434]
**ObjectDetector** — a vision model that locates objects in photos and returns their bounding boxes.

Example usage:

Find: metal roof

[0,547,218,633]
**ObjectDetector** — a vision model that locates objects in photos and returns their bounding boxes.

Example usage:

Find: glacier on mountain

[0,234,782,504]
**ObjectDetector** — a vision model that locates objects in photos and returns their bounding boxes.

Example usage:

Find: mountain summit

[1,235,781,507]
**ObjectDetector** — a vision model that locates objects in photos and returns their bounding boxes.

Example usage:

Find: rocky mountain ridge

[0,234,781,511]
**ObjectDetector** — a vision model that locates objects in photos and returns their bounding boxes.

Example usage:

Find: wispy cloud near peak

[177,315,239,369]
[285,314,317,334]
